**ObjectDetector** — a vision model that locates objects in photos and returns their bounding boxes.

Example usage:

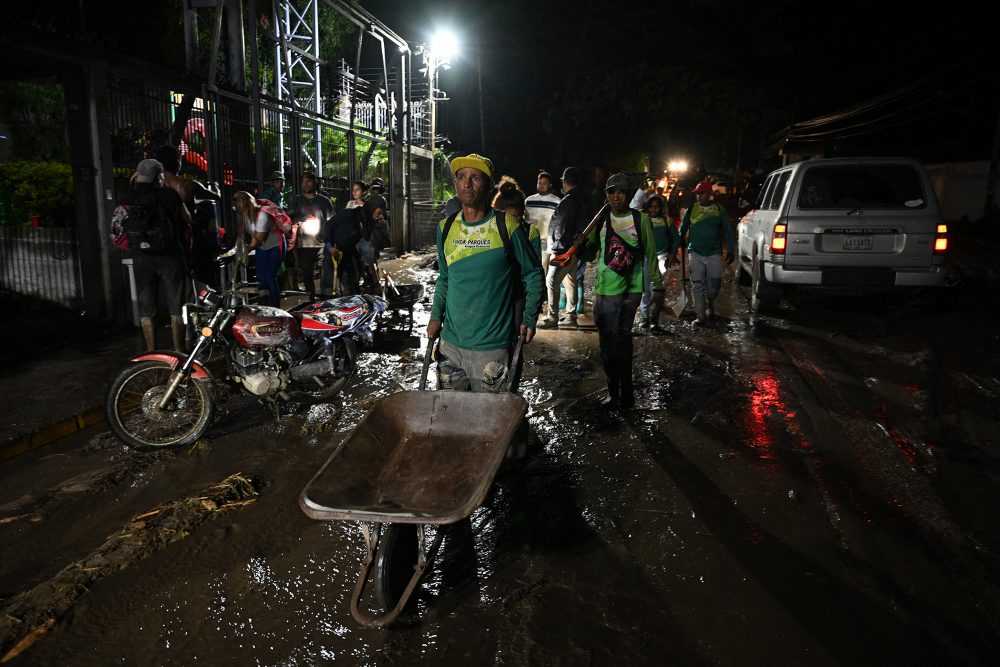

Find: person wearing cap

[578,172,662,409]
[679,180,735,323]
[124,158,190,351]
[363,176,390,258]
[427,153,543,392]
[261,170,286,208]
[538,166,589,329]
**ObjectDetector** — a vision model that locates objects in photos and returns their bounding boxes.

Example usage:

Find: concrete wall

[925,161,1000,222]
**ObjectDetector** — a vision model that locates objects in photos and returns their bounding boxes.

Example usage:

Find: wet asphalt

[1,257,999,666]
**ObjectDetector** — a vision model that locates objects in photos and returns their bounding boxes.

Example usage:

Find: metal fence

[0,226,83,309]
[410,203,439,249]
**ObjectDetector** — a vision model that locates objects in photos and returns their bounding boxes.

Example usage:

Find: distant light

[668,160,688,173]
[430,29,458,61]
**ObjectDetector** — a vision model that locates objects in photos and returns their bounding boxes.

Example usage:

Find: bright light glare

[302,216,321,237]
[668,160,688,173]
[431,30,458,60]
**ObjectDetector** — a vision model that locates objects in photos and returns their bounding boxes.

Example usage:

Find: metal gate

[0,226,83,309]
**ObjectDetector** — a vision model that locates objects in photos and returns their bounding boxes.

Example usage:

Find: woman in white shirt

[233,191,285,305]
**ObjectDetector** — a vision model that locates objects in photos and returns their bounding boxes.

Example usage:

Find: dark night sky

[362,0,999,186]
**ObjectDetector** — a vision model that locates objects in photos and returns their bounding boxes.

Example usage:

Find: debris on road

[0,473,262,662]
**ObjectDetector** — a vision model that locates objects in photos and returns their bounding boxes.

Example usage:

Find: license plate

[843,236,873,251]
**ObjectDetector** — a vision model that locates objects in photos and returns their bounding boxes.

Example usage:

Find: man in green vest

[427,154,544,391]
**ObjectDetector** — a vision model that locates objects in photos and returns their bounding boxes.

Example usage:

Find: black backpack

[124,193,176,254]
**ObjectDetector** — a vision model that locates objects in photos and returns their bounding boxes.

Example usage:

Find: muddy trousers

[594,293,642,404]
[639,252,671,321]
[437,339,518,392]
[688,251,723,319]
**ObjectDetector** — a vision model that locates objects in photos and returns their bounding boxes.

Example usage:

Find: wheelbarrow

[298,338,526,627]
[379,271,425,331]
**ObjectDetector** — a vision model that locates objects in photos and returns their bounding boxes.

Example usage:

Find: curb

[0,407,106,461]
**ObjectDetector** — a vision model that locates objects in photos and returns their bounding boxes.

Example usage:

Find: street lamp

[424,28,456,205]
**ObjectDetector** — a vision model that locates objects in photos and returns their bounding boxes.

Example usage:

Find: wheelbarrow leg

[350,523,436,628]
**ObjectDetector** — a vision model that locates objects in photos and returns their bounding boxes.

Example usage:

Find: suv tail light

[933,223,948,255]
[771,223,787,254]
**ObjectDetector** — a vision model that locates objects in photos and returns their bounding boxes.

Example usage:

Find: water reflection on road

[7,261,1000,665]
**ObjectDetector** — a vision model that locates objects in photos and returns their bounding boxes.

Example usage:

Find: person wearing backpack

[578,172,662,409]
[427,154,543,392]
[233,191,286,306]
[121,159,190,351]
[491,175,541,257]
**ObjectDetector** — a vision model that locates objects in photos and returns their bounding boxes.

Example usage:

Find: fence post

[63,62,113,319]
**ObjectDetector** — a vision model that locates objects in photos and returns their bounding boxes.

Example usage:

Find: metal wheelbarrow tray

[299,339,527,627]
[300,389,526,524]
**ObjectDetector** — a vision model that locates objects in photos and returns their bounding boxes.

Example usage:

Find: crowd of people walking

[426,152,735,409]
[116,146,733,411]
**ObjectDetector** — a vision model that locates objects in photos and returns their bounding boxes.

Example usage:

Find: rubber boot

[140,317,156,351]
[170,315,186,352]
[576,286,585,314]
[559,285,566,310]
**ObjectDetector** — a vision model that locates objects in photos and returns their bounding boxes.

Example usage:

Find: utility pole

[429,58,436,205]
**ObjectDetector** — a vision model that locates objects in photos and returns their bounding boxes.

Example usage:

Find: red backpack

[257,198,293,236]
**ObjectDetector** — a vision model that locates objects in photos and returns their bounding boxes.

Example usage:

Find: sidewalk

[0,251,437,461]
[0,304,143,460]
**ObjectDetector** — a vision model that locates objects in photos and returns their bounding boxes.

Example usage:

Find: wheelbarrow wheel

[375,524,420,612]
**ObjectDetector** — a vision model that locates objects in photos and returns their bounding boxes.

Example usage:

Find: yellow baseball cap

[450,153,493,179]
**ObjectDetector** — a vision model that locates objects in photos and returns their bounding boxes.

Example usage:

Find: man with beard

[427,154,543,392]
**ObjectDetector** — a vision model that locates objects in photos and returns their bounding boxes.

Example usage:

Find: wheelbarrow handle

[502,335,525,393]
[418,340,434,391]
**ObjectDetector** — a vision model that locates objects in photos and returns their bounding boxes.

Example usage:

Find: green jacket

[582,209,662,296]
[430,210,544,351]
[680,202,734,257]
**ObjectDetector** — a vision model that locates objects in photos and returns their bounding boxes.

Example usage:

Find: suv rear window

[797,165,926,209]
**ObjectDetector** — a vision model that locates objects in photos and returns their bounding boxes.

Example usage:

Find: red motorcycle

[105,277,387,451]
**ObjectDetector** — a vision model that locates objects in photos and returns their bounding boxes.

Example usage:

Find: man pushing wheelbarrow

[299,153,545,626]
[426,153,544,391]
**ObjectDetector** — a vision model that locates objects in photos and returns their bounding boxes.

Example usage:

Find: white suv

[736,157,948,312]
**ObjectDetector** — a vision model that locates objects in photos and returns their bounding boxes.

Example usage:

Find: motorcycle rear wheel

[106,360,215,451]
[288,337,357,402]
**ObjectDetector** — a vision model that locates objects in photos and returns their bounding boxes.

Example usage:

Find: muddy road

[2,260,999,665]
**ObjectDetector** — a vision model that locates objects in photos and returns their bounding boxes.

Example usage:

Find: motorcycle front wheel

[106,360,215,451]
